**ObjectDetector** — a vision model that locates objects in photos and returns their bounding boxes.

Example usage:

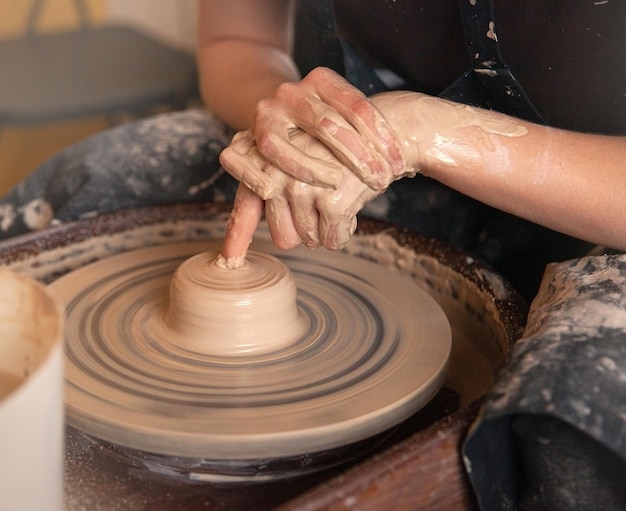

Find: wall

[106,0,197,52]
[0,0,106,37]
[0,0,198,195]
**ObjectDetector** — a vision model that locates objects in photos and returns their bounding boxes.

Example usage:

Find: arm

[196,0,299,131]
[372,92,626,250]
[221,70,626,252]
[198,3,404,261]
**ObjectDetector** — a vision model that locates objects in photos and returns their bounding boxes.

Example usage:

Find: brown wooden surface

[278,403,481,511]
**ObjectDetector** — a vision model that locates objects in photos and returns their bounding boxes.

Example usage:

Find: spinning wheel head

[49,238,451,466]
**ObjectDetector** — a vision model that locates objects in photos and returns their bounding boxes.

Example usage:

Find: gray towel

[464,254,626,511]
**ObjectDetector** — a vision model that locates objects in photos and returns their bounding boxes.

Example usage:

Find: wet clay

[167,250,306,355]
[370,92,528,171]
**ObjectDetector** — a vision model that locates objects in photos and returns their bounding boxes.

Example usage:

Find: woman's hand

[218,69,494,255]
[219,70,433,253]
[219,77,487,254]
[224,67,418,195]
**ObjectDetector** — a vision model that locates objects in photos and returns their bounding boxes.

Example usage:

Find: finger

[318,210,357,250]
[219,184,264,267]
[253,110,344,189]
[312,187,353,251]
[219,133,275,200]
[314,119,394,191]
[285,181,321,249]
[255,89,366,188]
[310,68,405,179]
[256,70,397,191]
[264,195,302,250]
[316,178,380,250]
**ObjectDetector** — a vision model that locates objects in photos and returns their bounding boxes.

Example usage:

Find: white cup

[0,268,64,511]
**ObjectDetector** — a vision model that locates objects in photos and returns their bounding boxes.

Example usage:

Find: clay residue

[214,253,245,270]
[375,92,528,172]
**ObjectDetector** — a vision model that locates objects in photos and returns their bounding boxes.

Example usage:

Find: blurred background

[0,0,198,195]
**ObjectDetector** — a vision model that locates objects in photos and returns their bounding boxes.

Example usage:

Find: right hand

[224,67,413,196]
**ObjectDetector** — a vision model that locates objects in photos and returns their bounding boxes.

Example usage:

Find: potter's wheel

[49,237,451,463]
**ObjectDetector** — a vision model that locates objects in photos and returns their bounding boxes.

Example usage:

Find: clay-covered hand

[219,83,453,253]
[221,129,381,251]
[222,67,418,197]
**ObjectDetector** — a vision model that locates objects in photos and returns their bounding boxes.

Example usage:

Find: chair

[0,0,199,126]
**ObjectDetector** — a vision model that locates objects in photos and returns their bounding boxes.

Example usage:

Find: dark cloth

[0,109,238,239]
[464,255,626,511]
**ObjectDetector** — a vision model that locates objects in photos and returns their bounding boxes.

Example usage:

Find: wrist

[371,92,530,181]
[370,92,477,176]
[369,91,425,176]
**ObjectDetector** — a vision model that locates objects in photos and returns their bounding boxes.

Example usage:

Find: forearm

[439,125,626,250]
[197,39,300,130]
[374,92,626,250]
